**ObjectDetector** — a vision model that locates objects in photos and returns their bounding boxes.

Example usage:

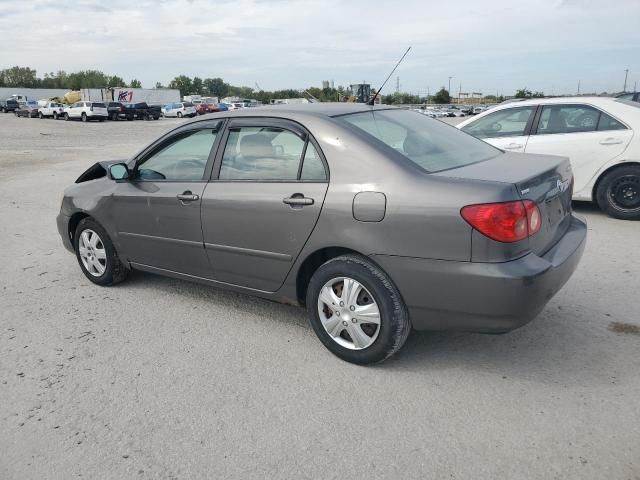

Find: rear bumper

[371,214,587,333]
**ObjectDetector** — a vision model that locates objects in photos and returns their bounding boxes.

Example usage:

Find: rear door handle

[599,138,623,145]
[283,195,314,207]
[177,192,199,202]
[503,143,523,150]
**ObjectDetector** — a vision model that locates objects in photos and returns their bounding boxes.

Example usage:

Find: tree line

[1,66,533,103]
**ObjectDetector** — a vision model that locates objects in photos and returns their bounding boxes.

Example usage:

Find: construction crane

[254,81,262,92]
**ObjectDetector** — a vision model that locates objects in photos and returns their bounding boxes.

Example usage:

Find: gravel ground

[1,113,639,480]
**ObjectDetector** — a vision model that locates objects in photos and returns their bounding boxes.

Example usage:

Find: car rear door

[201,118,329,292]
[461,105,537,152]
[524,104,633,195]
[111,120,224,277]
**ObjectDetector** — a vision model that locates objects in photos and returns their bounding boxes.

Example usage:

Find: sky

[0,0,639,96]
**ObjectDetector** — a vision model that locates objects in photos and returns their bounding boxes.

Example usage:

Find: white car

[161,102,196,118]
[457,97,640,219]
[38,101,65,120]
[63,101,108,122]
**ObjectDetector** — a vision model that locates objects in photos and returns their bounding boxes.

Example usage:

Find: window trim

[130,119,227,183]
[531,103,629,136]
[210,117,329,183]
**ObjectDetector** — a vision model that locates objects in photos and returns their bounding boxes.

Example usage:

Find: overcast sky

[1,0,638,95]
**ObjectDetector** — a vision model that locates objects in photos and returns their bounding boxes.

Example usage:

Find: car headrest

[239,134,274,158]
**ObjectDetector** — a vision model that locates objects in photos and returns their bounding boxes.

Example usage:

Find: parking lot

[1,113,639,479]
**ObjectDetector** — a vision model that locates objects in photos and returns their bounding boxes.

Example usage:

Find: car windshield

[337,109,501,173]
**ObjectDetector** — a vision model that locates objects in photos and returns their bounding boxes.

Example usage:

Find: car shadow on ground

[121,269,629,387]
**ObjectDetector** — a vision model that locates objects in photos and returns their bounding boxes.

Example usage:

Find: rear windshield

[183,102,193,107]
[337,109,500,173]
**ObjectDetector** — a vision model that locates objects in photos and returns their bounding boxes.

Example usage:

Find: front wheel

[111,112,118,121]
[39,112,44,119]
[64,113,69,121]
[53,112,58,120]
[81,112,87,122]
[74,218,129,286]
[306,254,410,364]
[177,112,183,118]
[596,165,640,220]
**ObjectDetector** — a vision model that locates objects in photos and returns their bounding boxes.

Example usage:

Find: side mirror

[109,163,130,181]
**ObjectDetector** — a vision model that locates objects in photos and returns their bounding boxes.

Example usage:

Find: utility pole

[448,76,453,94]
[577,80,580,95]
[458,84,462,104]
[396,76,400,94]
[623,69,629,92]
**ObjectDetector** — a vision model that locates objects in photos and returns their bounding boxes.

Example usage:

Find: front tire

[53,112,58,120]
[81,112,87,122]
[306,254,410,364]
[74,218,129,286]
[64,113,69,121]
[177,112,183,118]
[596,165,640,220]
[39,112,44,119]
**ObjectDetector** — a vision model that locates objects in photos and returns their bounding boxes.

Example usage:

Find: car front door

[201,118,329,292]
[112,120,224,277]
[524,104,633,195]
[461,105,537,152]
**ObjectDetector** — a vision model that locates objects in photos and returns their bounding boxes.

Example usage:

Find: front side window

[137,125,220,181]
[339,109,500,173]
[461,106,535,138]
[219,127,306,180]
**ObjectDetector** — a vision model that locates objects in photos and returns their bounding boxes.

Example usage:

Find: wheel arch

[67,211,91,250]
[296,246,382,306]
[592,160,640,206]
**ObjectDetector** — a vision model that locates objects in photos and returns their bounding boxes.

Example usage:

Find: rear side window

[218,126,327,181]
[340,109,500,173]
[461,107,535,138]
[536,105,626,134]
[93,102,106,108]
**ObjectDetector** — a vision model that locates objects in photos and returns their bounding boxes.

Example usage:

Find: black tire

[177,112,183,118]
[39,112,44,119]
[306,254,410,364]
[81,113,87,122]
[1,107,5,113]
[595,165,640,220]
[111,112,118,121]
[154,115,160,120]
[74,218,129,286]
[64,113,69,121]
[99,119,104,122]
[126,116,133,121]
[53,112,58,120]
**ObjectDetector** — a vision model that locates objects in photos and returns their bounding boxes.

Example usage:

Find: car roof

[182,103,397,125]
[490,96,621,108]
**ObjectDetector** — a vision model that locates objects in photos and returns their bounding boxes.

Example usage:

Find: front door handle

[283,194,314,207]
[503,143,523,150]
[599,138,623,145]
[177,192,199,202]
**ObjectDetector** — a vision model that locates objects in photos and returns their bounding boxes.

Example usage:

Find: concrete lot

[1,113,639,480]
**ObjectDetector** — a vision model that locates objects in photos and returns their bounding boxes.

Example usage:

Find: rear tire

[306,254,410,364]
[177,112,183,118]
[111,112,118,121]
[64,113,69,121]
[53,112,58,120]
[39,112,44,119]
[81,112,87,122]
[595,165,640,220]
[74,218,129,286]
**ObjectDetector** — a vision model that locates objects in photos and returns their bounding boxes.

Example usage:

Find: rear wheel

[64,113,69,121]
[81,112,87,122]
[39,112,44,119]
[306,254,410,364]
[111,112,118,121]
[53,112,58,120]
[74,218,129,286]
[177,112,183,118]
[596,165,640,220]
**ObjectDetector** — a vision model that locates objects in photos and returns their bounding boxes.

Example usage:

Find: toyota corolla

[57,104,587,364]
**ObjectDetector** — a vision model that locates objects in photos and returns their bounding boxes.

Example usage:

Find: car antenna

[368,46,412,106]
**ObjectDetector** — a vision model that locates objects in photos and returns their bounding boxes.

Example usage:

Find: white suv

[38,101,65,120]
[64,101,108,122]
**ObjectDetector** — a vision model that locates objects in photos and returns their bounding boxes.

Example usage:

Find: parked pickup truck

[122,102,162,120]
[0,99,19,113]
[38,101,66,119]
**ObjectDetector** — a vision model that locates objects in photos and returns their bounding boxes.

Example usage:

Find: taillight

[461,200,541,243]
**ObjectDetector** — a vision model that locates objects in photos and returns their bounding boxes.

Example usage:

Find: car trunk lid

[433,152,573,256]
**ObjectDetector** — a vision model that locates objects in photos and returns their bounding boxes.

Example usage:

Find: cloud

[0,0,638,94]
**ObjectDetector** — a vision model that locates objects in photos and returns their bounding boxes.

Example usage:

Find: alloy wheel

[317,277,381,350]
[78,229,107,277]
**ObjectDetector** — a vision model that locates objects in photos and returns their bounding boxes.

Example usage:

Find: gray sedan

[57,104,586,364]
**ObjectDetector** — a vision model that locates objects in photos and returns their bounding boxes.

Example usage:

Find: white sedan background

[457,97,640,219]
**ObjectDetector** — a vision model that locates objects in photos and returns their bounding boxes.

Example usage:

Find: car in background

[106,102,126,121]
[15,101,39,118]
[458,96,640,219]
[122,102,162,120]
[0,98,19,113]
[38,101,65,119]
[57,104,586,364]
[196,103,211,115]
[64,101,108,122]
[617,92,639,103]
[161,102,196,118]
